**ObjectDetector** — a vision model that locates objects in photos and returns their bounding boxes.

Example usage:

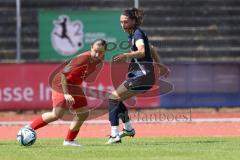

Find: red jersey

[51,51,102,94]
[62,51,101,85]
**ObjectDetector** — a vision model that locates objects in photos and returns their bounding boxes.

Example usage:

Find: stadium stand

[0,0,240,61]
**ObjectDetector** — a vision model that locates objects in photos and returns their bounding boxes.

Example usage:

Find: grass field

[0,137,240,160]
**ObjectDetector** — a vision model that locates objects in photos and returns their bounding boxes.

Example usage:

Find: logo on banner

[51,15,84,56]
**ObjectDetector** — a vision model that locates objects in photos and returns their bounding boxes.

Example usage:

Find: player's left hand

[64,94,75,106]
[113,53,128,62]
[159,64,170,78]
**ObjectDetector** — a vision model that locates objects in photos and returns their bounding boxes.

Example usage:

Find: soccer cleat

[119,128,136,138]
[63,140,82,147]
[105,135,121,144]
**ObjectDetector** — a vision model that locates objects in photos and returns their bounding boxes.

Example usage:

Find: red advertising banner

[0,63,160,110]
[0,63,56,110]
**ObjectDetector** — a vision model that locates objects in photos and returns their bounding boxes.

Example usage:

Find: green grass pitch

[0,137,240,160]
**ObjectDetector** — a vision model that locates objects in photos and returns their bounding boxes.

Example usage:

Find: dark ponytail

[122,8,144,27]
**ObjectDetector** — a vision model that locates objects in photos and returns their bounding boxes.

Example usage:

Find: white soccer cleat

[105,135,121,144]
[63,140,82,147]
[119,128,136,138]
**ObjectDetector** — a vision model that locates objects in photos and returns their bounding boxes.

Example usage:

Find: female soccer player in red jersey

[25,39,107,147]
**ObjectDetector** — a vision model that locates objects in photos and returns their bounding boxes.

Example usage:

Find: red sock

[65,129,80,141]
[30,116,47,130]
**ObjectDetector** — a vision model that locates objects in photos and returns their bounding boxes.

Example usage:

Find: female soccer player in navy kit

[106,8,170,144]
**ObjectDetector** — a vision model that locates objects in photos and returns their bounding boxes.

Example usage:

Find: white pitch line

[1,118,240,126]
[191,118,240,123]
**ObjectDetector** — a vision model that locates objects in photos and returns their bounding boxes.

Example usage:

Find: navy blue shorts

[123,70,155,93]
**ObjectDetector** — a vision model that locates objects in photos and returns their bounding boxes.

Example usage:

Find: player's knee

[76,111,89,120]
[108,93,120,100]
[74,107,89,120]
[72,113,88,123]
[52,111,64,120]
[108,89,122,100]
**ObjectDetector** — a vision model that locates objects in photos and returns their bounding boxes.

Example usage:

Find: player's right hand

[162,67,170,78]
[158,64,170,78]
[64,94,75,106]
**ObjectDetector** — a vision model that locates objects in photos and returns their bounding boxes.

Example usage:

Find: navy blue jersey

[128,28,153,73]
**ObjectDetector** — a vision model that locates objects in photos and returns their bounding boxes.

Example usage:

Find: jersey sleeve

[134,29,144,41]
[61,53,89,76]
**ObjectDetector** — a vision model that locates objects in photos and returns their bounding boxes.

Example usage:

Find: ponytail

[122,8,144,27]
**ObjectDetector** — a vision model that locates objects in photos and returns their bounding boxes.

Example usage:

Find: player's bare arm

[61,72,75,106]
[150,44,170,77]
[113,39,145,62]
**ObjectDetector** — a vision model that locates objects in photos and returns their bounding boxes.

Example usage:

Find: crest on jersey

[51,15,84,56]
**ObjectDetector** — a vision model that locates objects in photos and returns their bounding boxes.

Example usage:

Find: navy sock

[118,102,130,123]
[108,99,120,126]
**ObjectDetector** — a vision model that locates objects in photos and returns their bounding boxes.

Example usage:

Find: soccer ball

[16,127,37,146]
